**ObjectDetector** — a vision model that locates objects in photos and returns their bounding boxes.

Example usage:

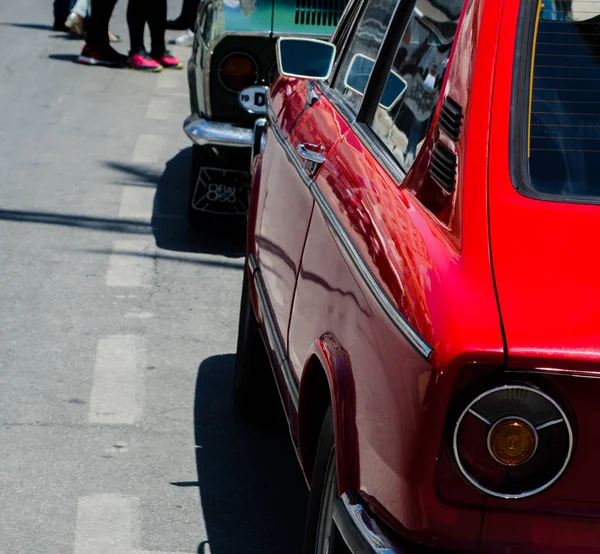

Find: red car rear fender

[298,333,359,493]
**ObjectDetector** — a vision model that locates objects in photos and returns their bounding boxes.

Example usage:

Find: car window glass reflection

[333,0,397,114]
[371,0,465,173]
[527,1,600,199]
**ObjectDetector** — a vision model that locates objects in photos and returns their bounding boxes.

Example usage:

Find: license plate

[238,86,268,114]
[192,166,250,214]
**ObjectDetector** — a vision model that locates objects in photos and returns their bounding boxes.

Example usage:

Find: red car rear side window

[371,0,465,173]
[519,1,600,200]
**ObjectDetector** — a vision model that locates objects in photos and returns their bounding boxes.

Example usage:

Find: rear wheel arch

[298,335,360,492]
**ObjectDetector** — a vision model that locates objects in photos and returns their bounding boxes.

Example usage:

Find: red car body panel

[246,0,600,551]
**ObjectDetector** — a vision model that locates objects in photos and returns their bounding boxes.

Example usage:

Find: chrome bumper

[183,114,253,148]
[334,493,402,554]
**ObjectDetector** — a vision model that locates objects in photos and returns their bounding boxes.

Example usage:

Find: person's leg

[148,0,184,69]
[148,0,167,58]
[86,0,118,49]
[53,0,72,30]
[166,0,200,30]
[71,0,90,18]
[125,0,164,71]
[78,0,126,66]
[126,0,146,53]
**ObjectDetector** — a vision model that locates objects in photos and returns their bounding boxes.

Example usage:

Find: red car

[234,0,600,552]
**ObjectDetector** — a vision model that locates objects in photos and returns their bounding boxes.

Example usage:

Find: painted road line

[74,494,201,554]
[119,186,155,222]
[145,97,172,120]
[89,335,146,425]
[106,240,154,288]
[132,135,165,164]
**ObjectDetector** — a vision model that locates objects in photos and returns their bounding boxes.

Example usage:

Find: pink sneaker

[127,50,163,72]
[153,50,183,69]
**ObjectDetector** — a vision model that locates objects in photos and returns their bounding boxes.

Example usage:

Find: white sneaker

[170,29,194,47]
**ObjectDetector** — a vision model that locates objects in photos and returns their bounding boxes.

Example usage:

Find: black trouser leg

[126,0,146,53]
[148,0,167,57]
[166,0,199,29]
[53,0,72,24]
[178,0,200,24]
[87,0,118,49]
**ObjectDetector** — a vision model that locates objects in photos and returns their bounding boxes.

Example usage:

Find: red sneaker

[153,50,183,69]
[127,50,163,72]
[78,44,126,67]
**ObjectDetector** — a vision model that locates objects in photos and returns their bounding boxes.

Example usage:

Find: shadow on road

[0,22,54,31]
[151,148,245,257]
[47,54,84,64]
[102,148,245,257]
[191,354,307,554]
[0,209,151,234]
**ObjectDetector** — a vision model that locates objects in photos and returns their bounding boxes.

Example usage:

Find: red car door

[255,77,349,396]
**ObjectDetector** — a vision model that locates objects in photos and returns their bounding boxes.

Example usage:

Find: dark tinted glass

[333,0,398,113]
[527,2,600,198]
[344,54,408,109]
[371,0,465,172]
[278,39,335,79]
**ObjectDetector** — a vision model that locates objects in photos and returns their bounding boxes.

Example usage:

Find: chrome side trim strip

[333,493,400,554]
[265,109,432,360]
[310,185,432,359]
[184,114,253,147]
[248,254,299,408]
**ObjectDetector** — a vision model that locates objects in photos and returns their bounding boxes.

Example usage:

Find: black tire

[234,267,278,420]
[303,408,350,554]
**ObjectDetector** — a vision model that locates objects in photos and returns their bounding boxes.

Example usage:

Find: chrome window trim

[452,384,574,499]
[248,253,299,408]
[203,31,272,118]
[266,106,432,360]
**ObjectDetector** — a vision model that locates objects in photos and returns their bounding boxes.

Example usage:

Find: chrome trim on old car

[184,114,253,148]
[248,253,300,408]
[265,106,433,360]
[333,493,400,554]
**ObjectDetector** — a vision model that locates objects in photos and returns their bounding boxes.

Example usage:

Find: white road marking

[132,135,165,164]
[89,335,146,425]
[74,494,203,554]
[145,97,172,120]
[106,240,154,288]
[119,186,156,222]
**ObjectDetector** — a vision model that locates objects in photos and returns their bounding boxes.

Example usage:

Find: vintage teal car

[183,0,346,222]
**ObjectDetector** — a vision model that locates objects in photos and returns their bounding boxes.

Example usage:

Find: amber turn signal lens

[489,419,537,466]
[218,53,258,92]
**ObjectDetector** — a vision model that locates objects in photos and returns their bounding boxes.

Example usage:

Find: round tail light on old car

[453,384,574,498]
[218,53,258,92]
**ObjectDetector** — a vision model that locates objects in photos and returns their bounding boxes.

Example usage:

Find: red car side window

[332,0,398,114]
[371,0,466,173]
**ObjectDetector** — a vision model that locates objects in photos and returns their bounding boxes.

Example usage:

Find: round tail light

[453,384,573,498]
[218,53,258,92]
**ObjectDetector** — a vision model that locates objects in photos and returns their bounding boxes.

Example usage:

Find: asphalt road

[0,1,307,552]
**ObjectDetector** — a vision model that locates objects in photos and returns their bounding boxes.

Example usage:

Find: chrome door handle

[296,143,326,165]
